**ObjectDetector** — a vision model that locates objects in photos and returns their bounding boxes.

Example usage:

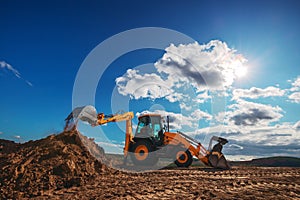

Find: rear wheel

[130,140,158,166]
[174,149,193,167]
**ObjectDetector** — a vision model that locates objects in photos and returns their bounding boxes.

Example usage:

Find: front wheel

[174,149,193,168]
[130,140,158,166]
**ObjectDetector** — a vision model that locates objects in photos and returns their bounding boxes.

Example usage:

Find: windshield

[135,115,163,140]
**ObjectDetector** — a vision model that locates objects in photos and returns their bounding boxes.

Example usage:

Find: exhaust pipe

[167,116,170,132]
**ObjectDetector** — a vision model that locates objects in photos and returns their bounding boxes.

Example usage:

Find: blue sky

[1,0,300,160]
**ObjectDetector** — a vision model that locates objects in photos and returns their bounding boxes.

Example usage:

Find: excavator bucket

[64,105,98,130]
[207,136,230,169]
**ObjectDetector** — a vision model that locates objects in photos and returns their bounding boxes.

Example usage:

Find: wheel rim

[176,151,188,164]
[135,145,149,161]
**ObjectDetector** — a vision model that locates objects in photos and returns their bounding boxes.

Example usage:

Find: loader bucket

[208,153,230,169]
[207,139,230,169]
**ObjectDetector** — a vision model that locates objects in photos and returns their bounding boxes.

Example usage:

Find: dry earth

[32,167,300,200]
[1,130,300,199]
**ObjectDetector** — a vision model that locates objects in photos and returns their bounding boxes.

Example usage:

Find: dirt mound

[0,130,110,198]
[0,139,21,154]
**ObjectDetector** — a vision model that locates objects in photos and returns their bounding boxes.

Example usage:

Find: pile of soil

[0,139,21,154]
[0,130,109,198]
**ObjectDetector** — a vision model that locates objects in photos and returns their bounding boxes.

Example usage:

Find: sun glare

[235,66,248,78]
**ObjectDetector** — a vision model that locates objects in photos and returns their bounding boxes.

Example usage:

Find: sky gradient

[1,0,300,160]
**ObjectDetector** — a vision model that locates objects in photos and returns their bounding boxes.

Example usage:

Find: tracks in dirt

[33,167,300,200]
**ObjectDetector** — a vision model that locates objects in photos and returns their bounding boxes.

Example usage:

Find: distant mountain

[230,156,300,167]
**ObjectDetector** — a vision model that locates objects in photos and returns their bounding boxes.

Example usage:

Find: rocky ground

[1,130,300,199]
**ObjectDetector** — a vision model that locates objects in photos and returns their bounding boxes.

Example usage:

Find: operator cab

[135,114,164,145]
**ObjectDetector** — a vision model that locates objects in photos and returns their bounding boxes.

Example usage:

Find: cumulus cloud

[288,92,300,103]
[221,100,283,126]
[179,102,192,111]
[191,109,212,120]
[154,40,247,91]
[194,91,211,103]
[290,76,300,92]
[288,77,300,103]
[0,60,33,86]
[241,124,299,146]
[232,86,285,100]
[116,40,247,109]
[116,69,173,100]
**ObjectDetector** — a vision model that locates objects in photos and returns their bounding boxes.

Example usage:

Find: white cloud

[194,91,211,103]
[0,61,21,77]
[0,60,33,86]
[95,141,124,154]
[116,69,173,100]
[116,40,247,108]
[233,123,298,146]
[154,40,247,91]
[191,109,212,120]
[179,102,192,111]
[290,76,300,92]
[232,86,285,100]
[219,99,283,126]
[288,77,300,103]
[96,141,123,148]
[25,80,33,87]
[288,92,300,103]
[226,155,256,161]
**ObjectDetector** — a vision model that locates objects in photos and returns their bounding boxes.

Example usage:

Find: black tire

[174,149,193,168]
[130,140,158,166]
